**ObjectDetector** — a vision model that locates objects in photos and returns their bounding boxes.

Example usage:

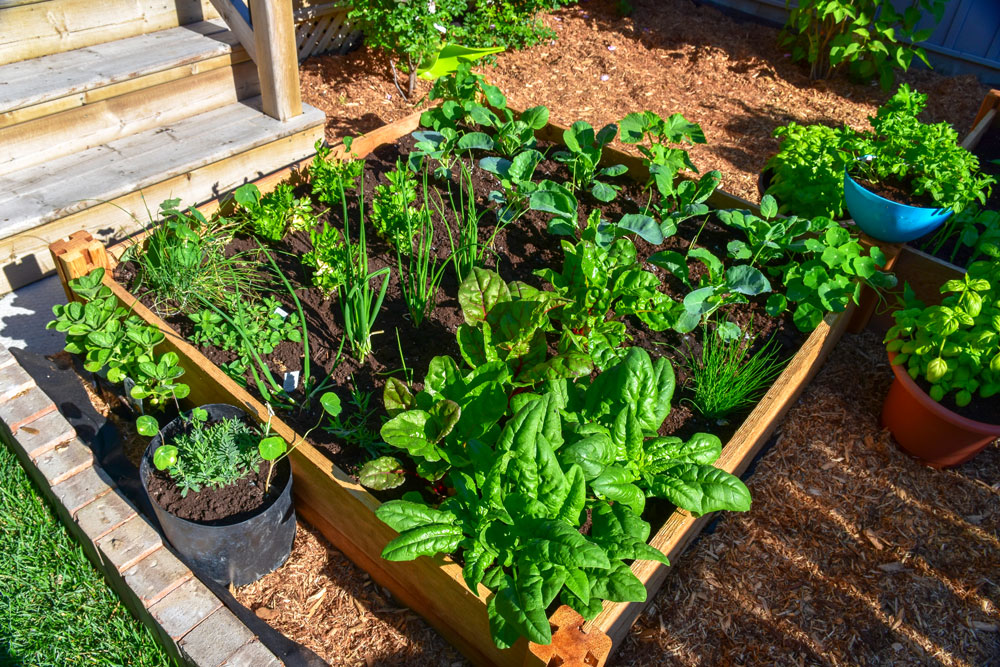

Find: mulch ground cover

[230,2,996,663]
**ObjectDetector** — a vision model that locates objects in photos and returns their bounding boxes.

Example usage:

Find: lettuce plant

[885,261,1000,405]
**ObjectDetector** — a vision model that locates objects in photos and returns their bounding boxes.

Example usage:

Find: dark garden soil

[146,459,288,524]
[914,375,1000,426]
[852,174,938,210]
[114,132,808,522]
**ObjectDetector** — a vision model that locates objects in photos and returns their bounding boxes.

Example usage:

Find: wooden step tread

[0,100,325,240]
[0,20,239,114]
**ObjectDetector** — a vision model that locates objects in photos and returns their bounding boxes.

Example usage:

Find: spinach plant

[885,261,1000,405]
[370,347,749,648]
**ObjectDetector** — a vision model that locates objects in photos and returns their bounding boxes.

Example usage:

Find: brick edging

[0,344,282,667]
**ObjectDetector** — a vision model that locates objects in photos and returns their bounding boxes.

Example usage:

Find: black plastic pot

[139,404,296,587]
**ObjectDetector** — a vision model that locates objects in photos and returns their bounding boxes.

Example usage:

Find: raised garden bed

[50,98,874,665]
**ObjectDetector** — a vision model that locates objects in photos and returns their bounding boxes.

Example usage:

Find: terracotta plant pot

[881,352,1000,467]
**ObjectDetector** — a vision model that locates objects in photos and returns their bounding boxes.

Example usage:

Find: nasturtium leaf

[320,392,342,418]
[136,415,159,438]
[358,456,405,490]
[792,302,824,332]
[152,445,178,471]
[765,293,788,317]
[258,436,287,461]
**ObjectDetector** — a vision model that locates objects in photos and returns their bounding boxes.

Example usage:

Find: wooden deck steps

[0,20,249,128]
[0,0,220,65]
[0,100,325,292]
[0,0,327,295]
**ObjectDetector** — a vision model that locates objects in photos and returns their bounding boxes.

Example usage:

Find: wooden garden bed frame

[50,111,857,667]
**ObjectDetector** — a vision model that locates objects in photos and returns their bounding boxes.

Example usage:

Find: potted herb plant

[844,85,993,243]
[883,260,1000,467]
[136,395,340,586]
[763,85,994,246]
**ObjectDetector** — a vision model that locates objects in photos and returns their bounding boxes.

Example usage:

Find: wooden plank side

[250,0,303,121]
[0,125,322,294]
[962,108,997,151]
[587,307,852,649]
[0,61,259,177]
[0,0,221,65]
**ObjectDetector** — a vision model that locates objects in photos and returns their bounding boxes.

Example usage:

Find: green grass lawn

[0,442,170,666]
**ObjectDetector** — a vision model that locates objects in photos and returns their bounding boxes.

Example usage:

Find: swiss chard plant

[885,261,1000,406]
[552,121,626,202]
[370,347,749,648]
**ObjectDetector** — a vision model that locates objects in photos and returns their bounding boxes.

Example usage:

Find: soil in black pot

[146,460,286,524]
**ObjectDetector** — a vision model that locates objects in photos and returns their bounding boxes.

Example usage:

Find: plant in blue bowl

[843,85,993,244]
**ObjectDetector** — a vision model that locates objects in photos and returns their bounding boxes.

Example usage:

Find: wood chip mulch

[299,0,988,204]
[241,3,997,664]
[616,332,1000,666]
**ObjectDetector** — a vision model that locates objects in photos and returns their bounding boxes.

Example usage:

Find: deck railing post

[249,0,303,121]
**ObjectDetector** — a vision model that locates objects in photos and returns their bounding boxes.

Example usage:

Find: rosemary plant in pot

[883,260,1000,467]
[137,394,341,586]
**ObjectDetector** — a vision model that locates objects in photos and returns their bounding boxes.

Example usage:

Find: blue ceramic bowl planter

[843,166,952,244]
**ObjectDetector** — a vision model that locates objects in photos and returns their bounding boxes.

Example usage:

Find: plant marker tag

[274,306,290,319]
[122,376,144,413]
[283,370,300,393]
